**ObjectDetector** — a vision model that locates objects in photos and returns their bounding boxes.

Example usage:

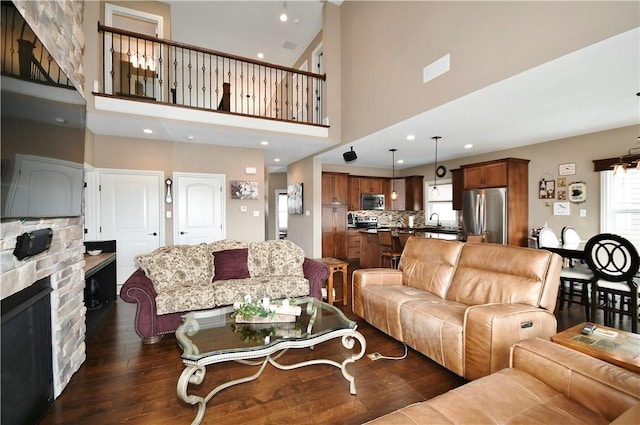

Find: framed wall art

[538,179,555,199]
[558,163,576,176]
[568,181,586,204]
[230,180,259,200]
[287,183,303,215]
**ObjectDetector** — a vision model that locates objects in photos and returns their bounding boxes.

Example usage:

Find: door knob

[180,231,188,235]
[148,232,158,236]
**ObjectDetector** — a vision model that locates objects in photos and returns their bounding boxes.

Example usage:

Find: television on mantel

[0,7,86,220]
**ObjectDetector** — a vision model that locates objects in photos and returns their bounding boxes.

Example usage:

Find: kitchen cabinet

[322,205,347,259]
[348,177,361,211]
[404,176,424,211]
[387,176,424,211]
[360,177,384,195]
[451,169,463,210]
[322,172,348,204]
[463,160,508,189]
[347,229,361,260]
[359,231,382,268]
[389,178,406,211]
[457,158,530,246]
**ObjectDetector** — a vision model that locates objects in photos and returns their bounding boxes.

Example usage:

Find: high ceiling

[88,2,640,173]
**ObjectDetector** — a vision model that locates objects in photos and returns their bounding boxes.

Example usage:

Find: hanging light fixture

[390,149,398,200]
[280,2,288,22]
[431,136,441,197]
[613,145,640,175]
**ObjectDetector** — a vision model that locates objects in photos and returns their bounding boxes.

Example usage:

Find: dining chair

[561,226,582,246]
[584,233,639,333]
[378,230,402,269]
[536,227,560,248]
[538,227,591,320]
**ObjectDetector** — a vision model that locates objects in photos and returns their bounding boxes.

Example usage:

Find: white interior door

[99,170,163,286]
[174,172,225,245]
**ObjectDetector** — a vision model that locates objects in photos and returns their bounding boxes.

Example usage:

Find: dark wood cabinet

[83,240,117,341]
[322,172,348,259]
[389,178,406,211]
[322,204,347,259]
[451,169,463,210]
[463,160,508,189]
[457,158,530,246]
[322,172,348,204]
[360,177,384,194]
[404,176,424,211]
[348,177,361,211]
[347,229,361,260]
[359,231,381,268]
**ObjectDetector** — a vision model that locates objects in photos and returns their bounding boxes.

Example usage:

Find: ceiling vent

[282,41,297,50]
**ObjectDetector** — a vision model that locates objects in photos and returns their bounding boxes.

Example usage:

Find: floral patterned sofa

[120,239,329,343]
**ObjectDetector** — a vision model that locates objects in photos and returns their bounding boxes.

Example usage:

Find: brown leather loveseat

[366,338,640,424]
[352,237,563,380]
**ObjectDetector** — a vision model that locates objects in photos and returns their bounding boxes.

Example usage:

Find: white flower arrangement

[232,295,301,321]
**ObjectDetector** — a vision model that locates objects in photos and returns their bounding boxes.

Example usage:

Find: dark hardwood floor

[41,261,633,425]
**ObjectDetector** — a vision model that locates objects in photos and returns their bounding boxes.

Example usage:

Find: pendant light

[431,136,441,197]
[280,2,288,22]
[390,148,398,200]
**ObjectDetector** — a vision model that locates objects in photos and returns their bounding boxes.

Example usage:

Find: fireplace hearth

[1,277,53,425]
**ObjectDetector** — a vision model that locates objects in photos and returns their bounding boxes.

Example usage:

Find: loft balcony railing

[1,2,74,89]
[98,24,327,127]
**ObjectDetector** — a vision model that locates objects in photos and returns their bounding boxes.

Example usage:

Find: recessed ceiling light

[257,52,264,59]
[143,128,153,134]
[406,135,415,141]
[397,159,404,164]
[274,158,281,162]
[280,12,287,22]
[261,140,269,145]
[464,144,473,149]
[187,135,195,140]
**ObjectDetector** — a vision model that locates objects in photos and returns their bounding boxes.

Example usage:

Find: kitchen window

[425,181,456,225]
[601,170,640,250]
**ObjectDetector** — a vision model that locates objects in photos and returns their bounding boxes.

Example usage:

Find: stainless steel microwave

[361,194,385,210]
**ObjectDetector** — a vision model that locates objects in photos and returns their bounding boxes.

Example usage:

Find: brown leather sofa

[353,237,563,380]
[366,338,640,424]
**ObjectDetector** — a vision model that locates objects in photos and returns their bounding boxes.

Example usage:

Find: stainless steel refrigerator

[462,188,508,244]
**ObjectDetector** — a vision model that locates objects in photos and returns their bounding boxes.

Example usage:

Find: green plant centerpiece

[232,295,300,323]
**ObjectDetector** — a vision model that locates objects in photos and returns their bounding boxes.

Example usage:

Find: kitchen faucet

[429,213,441,227]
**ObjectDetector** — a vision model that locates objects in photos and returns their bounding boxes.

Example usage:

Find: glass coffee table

[175,297,366,425]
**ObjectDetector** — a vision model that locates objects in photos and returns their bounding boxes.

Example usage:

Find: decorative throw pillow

[212,248,250,281]
[207,240,248,276]
[135,243,210,293]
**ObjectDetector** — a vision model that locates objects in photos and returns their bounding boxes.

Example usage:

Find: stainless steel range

[354,216,379,229]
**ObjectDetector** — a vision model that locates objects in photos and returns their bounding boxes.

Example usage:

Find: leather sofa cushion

[400,238,462,298]
[400,298,466,376]
[446,243,553,306]
[367,367,611,425]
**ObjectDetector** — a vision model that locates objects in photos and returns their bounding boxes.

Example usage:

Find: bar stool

[585,233,639,333]
[378,230,402,269]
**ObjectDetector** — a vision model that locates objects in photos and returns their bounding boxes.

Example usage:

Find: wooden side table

[551,322,640,373]
[317,258,349,306]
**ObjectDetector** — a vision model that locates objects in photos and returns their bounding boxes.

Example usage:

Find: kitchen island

[359,226,460,268]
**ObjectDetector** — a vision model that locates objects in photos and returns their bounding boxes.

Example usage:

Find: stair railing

[98,23,327,126]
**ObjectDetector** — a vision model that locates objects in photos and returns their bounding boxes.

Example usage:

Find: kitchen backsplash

[349,210,426,227]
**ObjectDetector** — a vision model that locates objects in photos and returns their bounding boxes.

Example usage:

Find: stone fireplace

[0,217,86,398]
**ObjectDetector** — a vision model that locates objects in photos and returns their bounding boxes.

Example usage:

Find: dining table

[542,242,587,261]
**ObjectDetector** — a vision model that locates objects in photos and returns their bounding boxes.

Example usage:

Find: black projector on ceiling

[343,147,357,162]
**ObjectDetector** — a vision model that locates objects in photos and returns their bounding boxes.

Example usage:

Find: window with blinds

[601,170,640,250]
[425,182,457,225]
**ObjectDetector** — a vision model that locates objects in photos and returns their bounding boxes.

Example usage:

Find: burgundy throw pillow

[213,248,250,281]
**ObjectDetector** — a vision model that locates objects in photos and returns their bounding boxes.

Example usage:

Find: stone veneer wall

[0,218,86,398]
[13,0,85,95]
